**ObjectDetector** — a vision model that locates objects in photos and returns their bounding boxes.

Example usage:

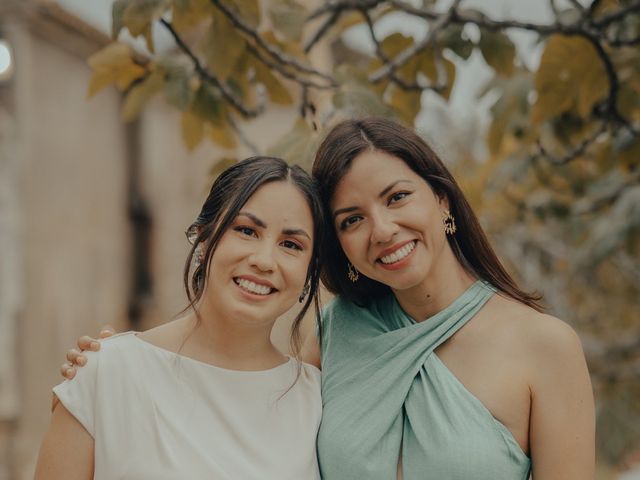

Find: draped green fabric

[317,281,530,479]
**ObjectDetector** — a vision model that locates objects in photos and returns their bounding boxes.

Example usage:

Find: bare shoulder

[490,294,581,347]
[484,295,586,375]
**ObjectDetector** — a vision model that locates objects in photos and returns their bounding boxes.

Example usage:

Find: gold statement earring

[347,262,359,282]
[299,283,310,303]
[442,210,457,235]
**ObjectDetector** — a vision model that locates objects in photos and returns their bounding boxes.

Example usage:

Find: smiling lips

[377,240,417,266]
[233,277,277,296]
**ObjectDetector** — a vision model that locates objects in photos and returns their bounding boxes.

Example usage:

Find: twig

[209,0,334,84]
[226,114,260,155]
[305,10,341,53]
[535,122,608,165]
[368,4,453,85]
[159,19,263,118]
[245,43,335,90]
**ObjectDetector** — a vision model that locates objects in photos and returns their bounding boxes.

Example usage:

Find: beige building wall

[0,3,304,479]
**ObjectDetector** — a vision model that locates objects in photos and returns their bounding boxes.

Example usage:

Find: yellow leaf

[618,137,640,170]
[478,30,515,76]
[336,10,365,30]
[172,0,212,33]
[123,0,170,37]
[87,42,146,97]
[253,61,292,105]
[200,9,246,80]
[232,0,260,29]
[532,35,608,124]
[380,33,418,83]
[416,47,456,99]
[388,84,421,124]
[181,111,205,151]
[121,69,165,121]
[207,122,237,149]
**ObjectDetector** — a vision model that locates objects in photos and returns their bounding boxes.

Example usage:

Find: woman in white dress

[34,156,325,480]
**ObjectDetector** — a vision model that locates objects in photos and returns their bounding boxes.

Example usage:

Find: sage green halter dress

[317,281,530,479]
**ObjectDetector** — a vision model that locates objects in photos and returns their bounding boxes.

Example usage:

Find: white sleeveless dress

[53,332,322,480]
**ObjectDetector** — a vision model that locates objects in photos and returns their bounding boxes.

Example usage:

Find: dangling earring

[298,283,310,303]
[193,245,205,269]
[347,262,359,282]
[442,209,456,235]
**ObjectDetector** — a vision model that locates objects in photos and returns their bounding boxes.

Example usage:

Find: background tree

[88,0,640,468]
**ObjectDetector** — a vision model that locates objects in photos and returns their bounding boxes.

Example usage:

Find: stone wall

[0,4,303,479]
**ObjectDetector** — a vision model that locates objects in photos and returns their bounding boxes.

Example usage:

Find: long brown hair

[312,117,542,311]
[183,156,325,358]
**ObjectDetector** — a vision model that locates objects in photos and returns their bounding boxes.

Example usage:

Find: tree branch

[534,121,608,165]
[304,9,341,53]
[209,0,335,85]
[368,3,453,86]
[159,19,263,118]
[244,43,334,90]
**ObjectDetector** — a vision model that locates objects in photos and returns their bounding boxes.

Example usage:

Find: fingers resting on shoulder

[60,325,116,380]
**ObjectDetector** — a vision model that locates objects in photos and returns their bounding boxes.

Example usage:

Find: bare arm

[528,315,595,479]
[34,400,94,480]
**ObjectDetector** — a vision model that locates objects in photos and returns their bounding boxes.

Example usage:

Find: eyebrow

[237,212,311,240]
[332,180,414,218]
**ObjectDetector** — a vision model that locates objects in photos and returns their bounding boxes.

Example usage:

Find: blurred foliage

[87,0,640,467]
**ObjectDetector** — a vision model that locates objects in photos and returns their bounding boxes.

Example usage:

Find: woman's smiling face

[203,180,314,328]
[331,149,450,293]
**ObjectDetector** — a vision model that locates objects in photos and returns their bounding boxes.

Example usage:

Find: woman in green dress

[306,117,594,479]
[61,117,594,479]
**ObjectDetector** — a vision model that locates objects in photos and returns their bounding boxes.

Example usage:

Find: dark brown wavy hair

[312,117,542,311]
[183,156,325,358]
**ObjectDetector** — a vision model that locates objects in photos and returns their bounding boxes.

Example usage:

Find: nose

[370,210,399,245]
[248,241,276,272]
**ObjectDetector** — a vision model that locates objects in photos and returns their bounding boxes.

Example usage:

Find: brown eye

[339,215,363,230]
[281,240,303,251]
[234,226,257,237]
[389,192,411,204]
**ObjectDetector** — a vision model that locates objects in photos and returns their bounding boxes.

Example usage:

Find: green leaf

[478,30,516,77]
[192,83,225,126]
[439,25,474,60]
[200,9,246,80]
[121,69,165,121]
[112,0,130,39]
[267,119,319,167]
[332,83,396,119]
[268,0,308,41]
[164,66,194,110]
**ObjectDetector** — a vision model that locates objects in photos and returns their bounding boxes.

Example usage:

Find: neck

[180,300,285,371]
[393,246,476,322]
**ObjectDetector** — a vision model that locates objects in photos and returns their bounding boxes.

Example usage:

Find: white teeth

[236,278,273,295]
[380,241,416,265]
